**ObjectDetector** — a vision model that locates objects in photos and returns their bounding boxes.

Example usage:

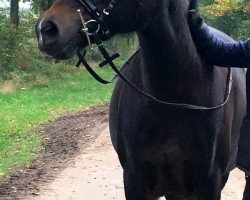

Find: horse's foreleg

[196,170,222,200]
[123,170,159,200]
[221,173,229,189]
[243,175,250,200]
[164,193,187,200]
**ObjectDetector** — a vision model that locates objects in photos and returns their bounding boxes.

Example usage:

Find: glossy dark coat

[36,0,246,199]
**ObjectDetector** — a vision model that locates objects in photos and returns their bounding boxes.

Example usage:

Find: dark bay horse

[36,0,246,199]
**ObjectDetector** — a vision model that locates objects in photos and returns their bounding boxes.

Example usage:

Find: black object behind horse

[36,0,246,199]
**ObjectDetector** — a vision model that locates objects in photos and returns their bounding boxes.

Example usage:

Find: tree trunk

[10,0,19,28]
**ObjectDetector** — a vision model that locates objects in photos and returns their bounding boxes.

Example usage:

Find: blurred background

[0,0,249,87]
[0,0,249,181]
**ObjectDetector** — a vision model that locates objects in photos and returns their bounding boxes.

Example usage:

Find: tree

[201,0,250,39]
[10,0,19,28]
[202,0,248,17]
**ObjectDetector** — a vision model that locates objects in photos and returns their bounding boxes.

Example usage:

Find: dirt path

[0,105,246,199]
[28,126,245,200]
[27,125,125,200]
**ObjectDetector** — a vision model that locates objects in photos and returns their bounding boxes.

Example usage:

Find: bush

[0,9,77,87]
[0,8,138,88]
[201,1,250,40]
[33,75,49,88]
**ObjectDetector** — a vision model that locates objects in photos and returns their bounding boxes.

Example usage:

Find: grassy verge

[0,67,115,179]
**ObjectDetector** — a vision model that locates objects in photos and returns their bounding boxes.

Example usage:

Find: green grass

[0,67,115,178]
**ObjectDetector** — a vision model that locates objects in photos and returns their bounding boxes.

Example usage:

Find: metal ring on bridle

[77,0,118,40]
[103,8,110,15]
[85,20,101,35]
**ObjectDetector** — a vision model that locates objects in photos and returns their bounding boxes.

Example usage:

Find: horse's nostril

[42,22,57,37]
[40,21,59,45]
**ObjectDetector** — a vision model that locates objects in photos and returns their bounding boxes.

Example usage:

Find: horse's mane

[189,0,198,11]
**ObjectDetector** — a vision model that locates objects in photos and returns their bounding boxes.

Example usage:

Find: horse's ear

[189,0,199,11]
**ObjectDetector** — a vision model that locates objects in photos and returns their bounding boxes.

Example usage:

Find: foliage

[0,4,135,176]
[0,8,19,80]
[0,0,249,179]
[0,9,137,91]
[0,68,114,178]
[204,0,242,17]
[0,9,49,82]
[200,0,250,40]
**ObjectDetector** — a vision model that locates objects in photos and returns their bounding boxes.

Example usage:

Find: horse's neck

[137,0,204,98]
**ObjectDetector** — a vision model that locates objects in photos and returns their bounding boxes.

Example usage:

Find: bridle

[77,0,117,40]
[75,0,233,110]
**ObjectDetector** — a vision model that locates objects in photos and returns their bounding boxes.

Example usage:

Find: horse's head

[36,0,159,60]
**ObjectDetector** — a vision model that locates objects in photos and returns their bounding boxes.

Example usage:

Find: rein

[75,0,233,111]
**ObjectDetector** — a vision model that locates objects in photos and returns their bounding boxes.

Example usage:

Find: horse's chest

[119,107,217,166]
